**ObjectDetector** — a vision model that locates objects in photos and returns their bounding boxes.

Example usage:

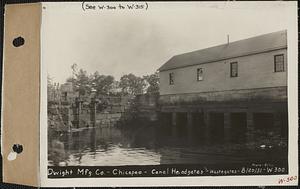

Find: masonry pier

[159,100,288,143]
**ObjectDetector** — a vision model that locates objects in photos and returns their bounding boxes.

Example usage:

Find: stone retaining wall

[75,97,134,128]
[135,93,159,121]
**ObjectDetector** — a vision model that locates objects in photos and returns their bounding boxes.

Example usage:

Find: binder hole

[7,144,22,161]
[12,144,23,154]
[12,36,25,47]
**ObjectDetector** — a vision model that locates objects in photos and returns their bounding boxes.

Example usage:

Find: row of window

[169,54,285,85]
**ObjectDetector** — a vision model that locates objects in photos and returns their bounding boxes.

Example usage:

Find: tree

[143,72,159,94]
[47,75,60,102]
[119,73,146,96]
[66,63,78,85]
[47,75,55,98]
[66,76,75,83]
[92,71,115,96]
[71,69,91,96]
[47,74,53,87]
[71,63,78,77]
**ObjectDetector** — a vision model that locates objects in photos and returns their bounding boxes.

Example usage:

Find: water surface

[48,123,287,166]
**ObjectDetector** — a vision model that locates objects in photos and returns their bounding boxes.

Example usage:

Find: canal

[48,120,288,167]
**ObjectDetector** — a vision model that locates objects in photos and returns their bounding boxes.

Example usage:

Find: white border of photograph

[39,1,298,187]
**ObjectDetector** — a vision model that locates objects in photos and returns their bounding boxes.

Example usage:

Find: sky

[42,1,296,84]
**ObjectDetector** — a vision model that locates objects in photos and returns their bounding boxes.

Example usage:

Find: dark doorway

[230,112,247,143]
[159,113,172,127]
[158,113,173,136]
[176,113,188,137]
[253,113,274,131]
[279,112,288,138]
[209,113,224,142]
[192,112,206,139]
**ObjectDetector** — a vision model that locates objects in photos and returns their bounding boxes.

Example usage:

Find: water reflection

[48,120,287,166]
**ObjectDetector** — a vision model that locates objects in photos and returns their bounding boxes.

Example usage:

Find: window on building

[274,54,284,72]
[197,68,203,81]
[230,62,238,77]
[169,72,174,85]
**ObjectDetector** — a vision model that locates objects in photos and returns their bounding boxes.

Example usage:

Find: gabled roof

[158,30,287,72]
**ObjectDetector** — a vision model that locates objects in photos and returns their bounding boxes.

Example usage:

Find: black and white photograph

[42,1,298,186]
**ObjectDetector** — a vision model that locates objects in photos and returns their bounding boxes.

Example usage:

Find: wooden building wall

[159,48,287,97]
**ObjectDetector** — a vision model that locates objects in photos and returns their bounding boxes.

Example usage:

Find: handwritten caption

[278,175,297,184]
[81,2,149,11]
